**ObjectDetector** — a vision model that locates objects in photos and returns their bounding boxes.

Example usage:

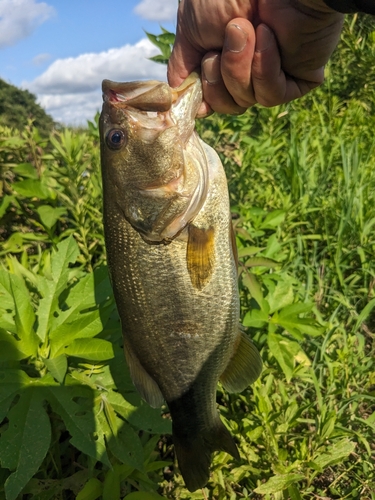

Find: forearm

[323,0,375,14]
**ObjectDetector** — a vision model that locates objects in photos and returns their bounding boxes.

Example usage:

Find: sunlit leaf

[0,389,51,500]
[63,338,114,361]
[37,205,67,228]
[254,473,305,494]
[37,236,80,341]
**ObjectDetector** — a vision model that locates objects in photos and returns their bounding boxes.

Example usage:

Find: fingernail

[225,24,247,53]
[202,55,220,85]
[255,24,273,53]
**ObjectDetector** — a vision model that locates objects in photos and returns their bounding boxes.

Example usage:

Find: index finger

[167,29,203,88]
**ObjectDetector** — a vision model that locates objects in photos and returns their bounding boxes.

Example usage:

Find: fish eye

[106,129,126,150]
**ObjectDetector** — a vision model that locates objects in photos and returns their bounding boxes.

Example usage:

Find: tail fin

[173,416,240,492]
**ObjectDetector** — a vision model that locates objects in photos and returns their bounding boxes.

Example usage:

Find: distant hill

[0,79,55,135]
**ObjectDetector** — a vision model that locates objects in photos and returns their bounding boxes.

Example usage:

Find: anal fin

[220,327,262,393]
[123,339,164,408]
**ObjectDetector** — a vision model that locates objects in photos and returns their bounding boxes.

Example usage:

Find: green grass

[1,15,375,500]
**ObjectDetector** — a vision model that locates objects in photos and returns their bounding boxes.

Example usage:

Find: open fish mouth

[102,72,201,113]
[102,79,172,112]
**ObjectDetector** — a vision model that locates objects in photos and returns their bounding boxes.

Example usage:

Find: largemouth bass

[99,73,262,492]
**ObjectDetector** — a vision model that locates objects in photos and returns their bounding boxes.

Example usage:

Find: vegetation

[0,79,55,135]
[0,13,375,500]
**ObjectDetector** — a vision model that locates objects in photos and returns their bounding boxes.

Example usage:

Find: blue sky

[0,0,177,124]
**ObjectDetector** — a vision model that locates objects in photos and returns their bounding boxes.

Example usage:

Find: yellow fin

[186,225,215,290]
[123,340,164,408]
[220,327,262,393]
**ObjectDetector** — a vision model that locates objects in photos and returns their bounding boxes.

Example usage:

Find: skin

[167,0,344,115]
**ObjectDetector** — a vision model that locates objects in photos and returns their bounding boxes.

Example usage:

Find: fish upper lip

[102,79,173,113]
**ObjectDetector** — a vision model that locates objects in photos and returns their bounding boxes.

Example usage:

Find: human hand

[167,0,344,115]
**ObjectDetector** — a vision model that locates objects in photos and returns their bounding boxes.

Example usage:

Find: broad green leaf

[237,246,264,258]
[149,55,169,64]
[278,302,314,317]
[13,162,38,179]
[12,179,53,199]
[288,483,303,500]
[45,383,110,466]
[271,312,323,339]
[145,31,173,59]
[107,390,171,434]
[92,353,135,394]
[76,477,103,500]
[313,439,355,469]
[37,236,80,341]
[0,311,16,333]
[0,194,15,218]
[263,234,282,259]
[0,369,32,421]
[1,232,48,255]
[243,308,269,328]
[0,270,23,315]
[254,473,305,494]
[267,278,295,314]
[104,415,144,471]
[37,205,67,228]
[50,308,110,357]
[0,338,28,361]
[145,460,172,472]
[9,274,38,357]
[268,331,297,382]
[245,257,279,268]
[102,466,121,500]
[262,210,286,228]
[63,338,114,361]
[320,410,336,441]
[5,254,38,287]
[242,271,263,305]
[43,354,68,383]
[49,265,112,338]
[0,389,51,500]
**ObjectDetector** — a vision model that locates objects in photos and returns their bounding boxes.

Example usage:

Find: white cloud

[23,39,168,125]
[134,0,177,22]
[0,0,55,49]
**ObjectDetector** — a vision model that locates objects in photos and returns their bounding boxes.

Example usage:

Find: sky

[0,0,178,125]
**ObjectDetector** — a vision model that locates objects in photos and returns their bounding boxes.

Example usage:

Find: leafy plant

[0,238,171,500]
[0,14,375,499]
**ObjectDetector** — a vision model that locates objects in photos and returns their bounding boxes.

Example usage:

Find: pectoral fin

[186,225,215,290]
[220,327,262,393]
[123,339,164,408]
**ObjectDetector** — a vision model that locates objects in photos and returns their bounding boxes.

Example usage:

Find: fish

[99,72,262,492]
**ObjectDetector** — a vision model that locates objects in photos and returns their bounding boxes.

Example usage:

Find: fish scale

[100,73,262,491]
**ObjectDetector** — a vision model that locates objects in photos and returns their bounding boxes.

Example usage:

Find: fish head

[100,73,207,242]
